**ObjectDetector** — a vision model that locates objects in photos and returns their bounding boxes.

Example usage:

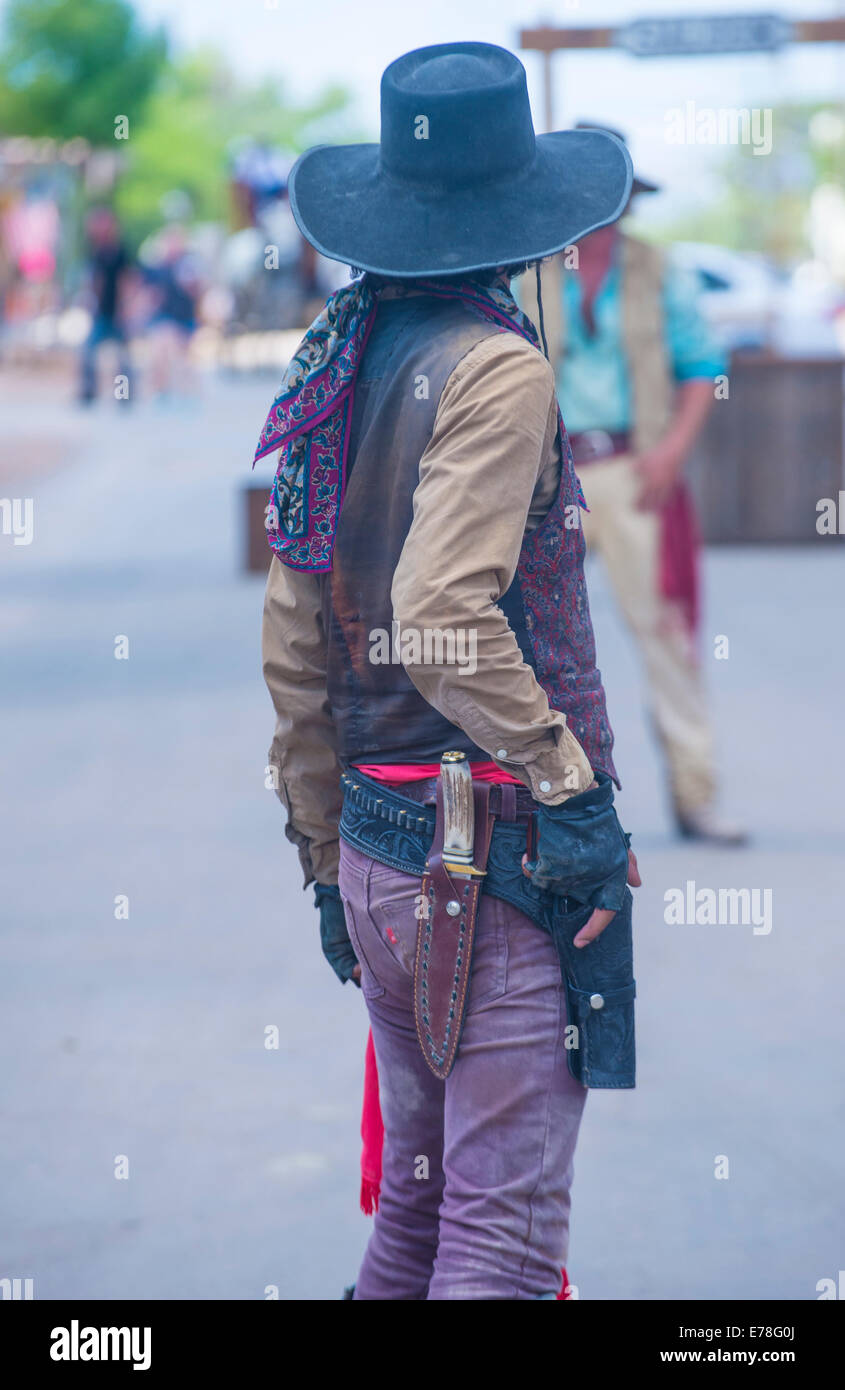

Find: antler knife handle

[440,750,474,868]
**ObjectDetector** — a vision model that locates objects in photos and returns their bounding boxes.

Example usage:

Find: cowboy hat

[288,42,633,278]
[575,121,660,195]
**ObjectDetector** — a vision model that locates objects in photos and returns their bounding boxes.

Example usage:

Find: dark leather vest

[320,293,617,781]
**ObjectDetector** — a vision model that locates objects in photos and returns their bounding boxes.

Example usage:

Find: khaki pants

[578,455,715,814]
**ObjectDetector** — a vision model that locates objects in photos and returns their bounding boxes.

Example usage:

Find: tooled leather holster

[413,779,494,1080]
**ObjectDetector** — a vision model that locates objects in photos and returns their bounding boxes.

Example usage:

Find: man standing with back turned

[258,42,641,1300]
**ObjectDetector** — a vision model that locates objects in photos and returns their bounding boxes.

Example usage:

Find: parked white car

[670,241,845,357]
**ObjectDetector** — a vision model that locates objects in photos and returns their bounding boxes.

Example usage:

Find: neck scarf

[253,273,583,571]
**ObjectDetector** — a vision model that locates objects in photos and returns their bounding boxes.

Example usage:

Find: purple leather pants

[339,840,588,1300]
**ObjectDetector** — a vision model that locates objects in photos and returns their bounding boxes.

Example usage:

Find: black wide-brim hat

[575,121,660,195]
[288,41,633,278]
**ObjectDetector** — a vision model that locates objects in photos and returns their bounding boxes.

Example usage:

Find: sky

[128,0,845,220]
[3,0,839,225]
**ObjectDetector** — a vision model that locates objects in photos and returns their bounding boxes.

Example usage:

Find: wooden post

[542,49,554,132]
[244,485,272,573]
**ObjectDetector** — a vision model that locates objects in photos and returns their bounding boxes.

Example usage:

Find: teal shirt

[556,259,726,435]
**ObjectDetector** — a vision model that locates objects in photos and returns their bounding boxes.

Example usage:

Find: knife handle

[440,750,474,868]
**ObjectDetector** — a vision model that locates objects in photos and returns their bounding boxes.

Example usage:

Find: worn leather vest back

[321,292,617,781]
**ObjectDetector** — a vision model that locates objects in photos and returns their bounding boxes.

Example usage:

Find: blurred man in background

[143,224,200,404]
[78,206,132,405]
[524,126,746,846]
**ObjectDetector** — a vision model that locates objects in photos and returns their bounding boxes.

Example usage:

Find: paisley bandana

[253,274,584,571]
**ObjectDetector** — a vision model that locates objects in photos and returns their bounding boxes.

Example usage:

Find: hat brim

[288,129,633,278]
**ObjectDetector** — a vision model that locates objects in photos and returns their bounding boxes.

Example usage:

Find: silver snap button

[539,779,552,793]
[496,748,508,759]
[446,901,461,917]
[589,993,604,1010]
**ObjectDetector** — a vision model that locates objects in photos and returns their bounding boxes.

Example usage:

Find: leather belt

[397,776,536,818]
[339,768,549,926]
[338,770,637,1091]
[568,428,630,466]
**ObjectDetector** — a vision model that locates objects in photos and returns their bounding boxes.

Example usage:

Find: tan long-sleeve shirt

[262,329,594,887]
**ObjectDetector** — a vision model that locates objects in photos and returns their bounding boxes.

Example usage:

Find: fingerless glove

[526,772,630,912]
[314,883,360,986]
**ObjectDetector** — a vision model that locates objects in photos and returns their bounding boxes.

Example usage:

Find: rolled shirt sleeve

[391,331,594,805]
[663,262,727,382]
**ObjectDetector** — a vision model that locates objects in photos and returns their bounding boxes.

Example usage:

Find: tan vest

[522,233,673,453]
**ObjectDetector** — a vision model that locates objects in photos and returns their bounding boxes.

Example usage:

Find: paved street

[2,368,843,1301]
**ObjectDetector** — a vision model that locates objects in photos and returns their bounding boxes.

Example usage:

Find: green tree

[0,0,166,142]
[114,50,356,244]
[660,102,845,264]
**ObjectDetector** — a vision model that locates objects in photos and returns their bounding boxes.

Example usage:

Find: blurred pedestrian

[523,126,746,846]
[78,206,131,405]
[144,226,199,404]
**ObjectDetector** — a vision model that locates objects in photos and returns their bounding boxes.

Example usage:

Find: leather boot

[675,804,749,847]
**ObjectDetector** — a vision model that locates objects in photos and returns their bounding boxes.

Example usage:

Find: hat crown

[397,51,505,93]
[380,42,536,189]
